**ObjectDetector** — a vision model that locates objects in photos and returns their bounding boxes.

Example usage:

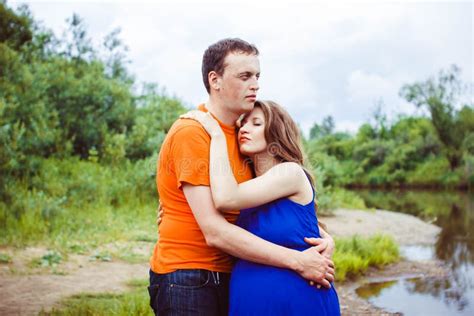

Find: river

[352,189,474,315]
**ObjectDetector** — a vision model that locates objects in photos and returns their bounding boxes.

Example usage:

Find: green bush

[334,234,399,282]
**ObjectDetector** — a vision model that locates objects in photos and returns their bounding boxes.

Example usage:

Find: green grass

[30,250,63,268]
[0,252,12,263]
[40,279,153,316]
[333,234,400,282]
[0,157,158,252]
[116,252,149,264]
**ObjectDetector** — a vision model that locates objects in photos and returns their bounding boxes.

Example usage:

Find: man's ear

[208,71,221,91]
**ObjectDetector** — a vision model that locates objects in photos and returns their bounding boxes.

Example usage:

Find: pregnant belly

[229,259,340,316]
[230,260,309,293]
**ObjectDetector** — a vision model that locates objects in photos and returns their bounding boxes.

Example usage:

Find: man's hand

[156,200,163,226]
[294,246,335,288]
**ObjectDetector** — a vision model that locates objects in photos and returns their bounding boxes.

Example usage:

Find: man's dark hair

[202,38,259,93]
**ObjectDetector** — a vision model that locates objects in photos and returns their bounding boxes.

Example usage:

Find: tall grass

[0,157,158,249]
[333,234,400,282]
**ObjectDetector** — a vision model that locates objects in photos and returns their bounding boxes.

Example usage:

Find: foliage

[0,2,186,242]
[0,252,12,263]
[0,1,185,174]
[333,234,400,281]
[305,66,473,189]
[31,250,63,268]
[309,115,335,139]
[0,2,33,50]
[400,65,473,170]
[353,189,462,220]
[0,157,158,248]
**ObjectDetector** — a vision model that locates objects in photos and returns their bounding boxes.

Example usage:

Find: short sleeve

[171,125,211,189]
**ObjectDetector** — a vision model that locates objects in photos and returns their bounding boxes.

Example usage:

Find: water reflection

[400,245,435,261]
[354,189,474,315]
[356,277,469,315]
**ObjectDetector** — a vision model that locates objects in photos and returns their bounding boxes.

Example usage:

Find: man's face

[217,52,260,115]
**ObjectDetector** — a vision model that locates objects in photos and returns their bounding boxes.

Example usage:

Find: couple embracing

[148,38,341,316]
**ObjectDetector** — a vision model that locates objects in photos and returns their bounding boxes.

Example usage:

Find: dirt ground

[0,247,150,316]
[0,208,444,315]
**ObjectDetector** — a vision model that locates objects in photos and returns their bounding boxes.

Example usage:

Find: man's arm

[183,184,335,287]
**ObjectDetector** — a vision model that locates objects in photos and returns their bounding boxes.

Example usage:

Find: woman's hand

[304,237,335,259]
[180,111,223,137]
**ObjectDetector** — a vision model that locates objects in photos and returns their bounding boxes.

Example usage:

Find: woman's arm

[209,133,304,210]
[181,111,307,211]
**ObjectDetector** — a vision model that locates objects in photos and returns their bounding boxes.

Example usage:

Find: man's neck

[205,98,240,126]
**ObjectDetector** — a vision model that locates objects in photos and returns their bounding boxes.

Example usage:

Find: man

[149,38,335,315]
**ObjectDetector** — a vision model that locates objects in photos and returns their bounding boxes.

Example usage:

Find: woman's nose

[239,125,249,135]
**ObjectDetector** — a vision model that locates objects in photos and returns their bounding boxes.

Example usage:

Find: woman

[183,100,340,315]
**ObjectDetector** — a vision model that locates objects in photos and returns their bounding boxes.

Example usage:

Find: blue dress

[229,187,340,316]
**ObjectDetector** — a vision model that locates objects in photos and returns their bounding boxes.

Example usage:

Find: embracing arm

[209,133,305,211]
[180,111,307,211]
[183,184,334,287]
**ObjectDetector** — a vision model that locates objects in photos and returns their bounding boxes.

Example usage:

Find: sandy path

[0,208,442,315]
[0,251,149,316]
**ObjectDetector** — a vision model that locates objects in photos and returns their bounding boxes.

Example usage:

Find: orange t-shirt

[150,104,253,273]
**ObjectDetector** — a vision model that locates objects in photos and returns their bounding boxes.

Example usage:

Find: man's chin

[242,101,255,112]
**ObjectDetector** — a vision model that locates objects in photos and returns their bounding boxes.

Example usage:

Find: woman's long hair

[249,100,327,230]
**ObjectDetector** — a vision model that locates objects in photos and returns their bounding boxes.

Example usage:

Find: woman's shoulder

[269,162,313,205]
[268,162,306,179]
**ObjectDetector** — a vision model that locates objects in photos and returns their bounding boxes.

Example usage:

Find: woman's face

[238,107,267,156]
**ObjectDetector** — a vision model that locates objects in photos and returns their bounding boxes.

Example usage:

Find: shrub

[334,234,399,282]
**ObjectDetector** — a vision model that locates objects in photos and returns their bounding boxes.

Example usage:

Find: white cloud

[12,0,473,134]
[347,70,395,102]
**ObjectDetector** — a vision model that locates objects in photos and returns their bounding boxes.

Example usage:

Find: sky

[10,0,473,135]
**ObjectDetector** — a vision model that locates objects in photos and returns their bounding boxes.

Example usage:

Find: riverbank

[322,209,446,315]
[322,208,441,245]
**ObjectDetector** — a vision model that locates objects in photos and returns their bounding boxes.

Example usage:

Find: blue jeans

[148,269,230,316]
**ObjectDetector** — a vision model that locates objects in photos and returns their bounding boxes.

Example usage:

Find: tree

[371,99,389,140]
[60,13,95,62]
[309,115,335,139]
[0,2,32,51]
[400,65,473,170]
[102,27,131,82]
